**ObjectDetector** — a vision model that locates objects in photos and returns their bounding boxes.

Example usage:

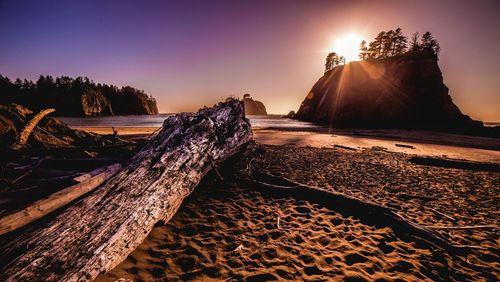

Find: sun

[332,33,363,63]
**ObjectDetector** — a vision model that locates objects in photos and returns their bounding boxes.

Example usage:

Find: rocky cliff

[242,94,267,115]
[80,89,114,116]
[295,50,493,135]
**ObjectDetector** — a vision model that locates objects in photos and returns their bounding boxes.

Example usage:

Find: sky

[1,0,499,121]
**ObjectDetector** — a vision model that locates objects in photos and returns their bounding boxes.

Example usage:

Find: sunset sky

[1,0,499,121]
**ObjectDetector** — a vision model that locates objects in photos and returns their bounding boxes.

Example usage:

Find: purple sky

[1,0,499,120]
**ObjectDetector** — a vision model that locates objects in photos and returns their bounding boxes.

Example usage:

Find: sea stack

[242,94,267,115]
[296,50,484,134]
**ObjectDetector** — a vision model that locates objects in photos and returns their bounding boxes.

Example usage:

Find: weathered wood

[334,144,357,151]
[425,225,498,230]
[73,165,117,182]
[0,99,252,281]
[10,157,50,184]
[395,143,415,149]
[428,207,457,222]
[11,108,55,150]
[0,164,122,236]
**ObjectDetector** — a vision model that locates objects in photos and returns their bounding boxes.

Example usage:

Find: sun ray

[332,33,364,63]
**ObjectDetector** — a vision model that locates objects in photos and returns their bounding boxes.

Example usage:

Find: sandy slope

[98,145,499,281]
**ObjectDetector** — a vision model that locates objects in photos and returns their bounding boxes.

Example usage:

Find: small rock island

[242,94,267,115]
[296,49,495,136]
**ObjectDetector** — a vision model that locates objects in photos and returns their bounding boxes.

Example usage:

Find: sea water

[58,115,320,130]
[58,115,499,130]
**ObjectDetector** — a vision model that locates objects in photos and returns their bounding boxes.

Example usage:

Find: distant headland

[0,75,158,116]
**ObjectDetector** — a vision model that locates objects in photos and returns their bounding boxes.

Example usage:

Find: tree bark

[0,99,252,281]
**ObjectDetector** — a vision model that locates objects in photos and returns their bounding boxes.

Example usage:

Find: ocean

[58,115,500,130]
[58,114,320,130]
[484,122,500,127]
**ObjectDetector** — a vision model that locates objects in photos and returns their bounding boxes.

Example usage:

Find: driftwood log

[0,99,252,281]
[11,108,55,150]
[237,172,480,254]
[0,164,122,236]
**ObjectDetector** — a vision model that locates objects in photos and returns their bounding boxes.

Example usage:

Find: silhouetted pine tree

[359,40,368,60]
[421,31,441,55]
[392,28,408,56]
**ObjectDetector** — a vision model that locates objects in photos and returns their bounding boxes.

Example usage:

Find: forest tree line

[0,75,158,116]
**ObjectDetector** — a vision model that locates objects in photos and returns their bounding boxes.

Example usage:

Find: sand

[255,129,500,163]
[97,144,499,281]
[76,126,500,163]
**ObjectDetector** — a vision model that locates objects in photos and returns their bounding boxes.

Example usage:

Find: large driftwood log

[0,99,252,281]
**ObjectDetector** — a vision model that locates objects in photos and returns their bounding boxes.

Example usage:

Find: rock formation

[242,94,267,115]
[285,110,296,119]
[296,50,493,136]
[80,89,114,116]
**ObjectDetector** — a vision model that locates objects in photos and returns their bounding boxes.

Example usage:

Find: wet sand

[75,126,500,163]
[97,144,499,281]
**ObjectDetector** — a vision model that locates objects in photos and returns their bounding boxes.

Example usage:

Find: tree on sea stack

[325,52,345,72]
[359,40,369,60]
[359,29,440,61]
[421,31,441,55]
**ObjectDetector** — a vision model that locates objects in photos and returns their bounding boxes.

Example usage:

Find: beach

[3,2,500,280]
[96,143,499,281]
[0,109,498,280]
[71,122,500,281]
[73,126,500,163]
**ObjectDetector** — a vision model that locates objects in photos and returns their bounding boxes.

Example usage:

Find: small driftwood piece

[334,144,357,151]
[0,164,122,236]
[73,165,117,182]
[11,108,55,150]
[0,99,252,281]
[395,143,415,149]
[237,172,473,254]
[428,207,457,222]
[11,157,49,184]
[426,225,499,230]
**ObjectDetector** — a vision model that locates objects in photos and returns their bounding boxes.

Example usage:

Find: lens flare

[332,33,363,62]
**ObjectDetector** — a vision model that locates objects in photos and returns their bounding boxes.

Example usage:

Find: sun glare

[333,33,363,63]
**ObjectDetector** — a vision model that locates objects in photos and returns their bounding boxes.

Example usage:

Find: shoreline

[73,126,500,163]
